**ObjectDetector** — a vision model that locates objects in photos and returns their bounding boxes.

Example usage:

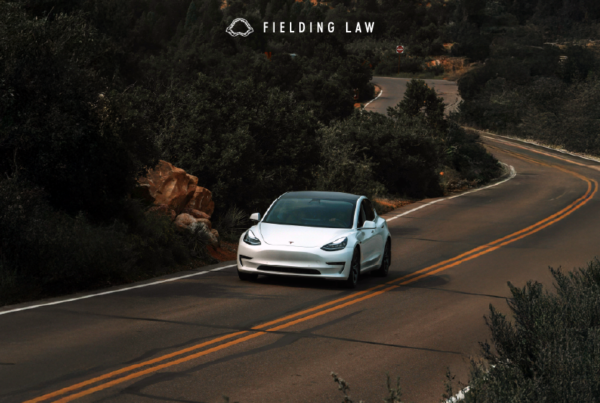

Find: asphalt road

[366,76,462,114]
[2,78,600,403]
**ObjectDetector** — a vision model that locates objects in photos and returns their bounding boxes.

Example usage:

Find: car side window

[363,199,375,221]
[357,203,367,228]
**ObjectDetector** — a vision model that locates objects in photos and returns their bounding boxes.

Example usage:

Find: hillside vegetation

[453,0,600,156]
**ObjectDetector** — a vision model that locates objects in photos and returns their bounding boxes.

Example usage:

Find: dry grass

[440,56,476,80]
[207,241,238,262]
[373,197,413,215]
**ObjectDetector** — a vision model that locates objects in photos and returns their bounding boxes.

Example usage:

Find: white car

[236,191,391,288]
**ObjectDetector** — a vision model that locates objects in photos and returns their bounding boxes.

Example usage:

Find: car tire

[344,249,360,288]
[374,239,391,277]
[238,270,258,281]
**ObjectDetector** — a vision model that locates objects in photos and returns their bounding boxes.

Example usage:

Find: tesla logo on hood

[289,241,294,244]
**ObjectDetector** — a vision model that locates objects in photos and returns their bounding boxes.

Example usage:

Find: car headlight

[321,237,348,251]
[243,230,261,246]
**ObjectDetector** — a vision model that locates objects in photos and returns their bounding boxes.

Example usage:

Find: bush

[0,178,192,305]
[458,67,494,100]
[465,259,600,402]
[0,3,158,220]
[450,23,491,61]
[446,125,502,183]
[313,123,386,199]
[327,111,443,198]
[156,74,321,214]
[388,79,501,189]
[213,206,249,243]
[374,53,424,75]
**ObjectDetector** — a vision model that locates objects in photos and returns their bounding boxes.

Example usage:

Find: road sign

[396,45,404,54]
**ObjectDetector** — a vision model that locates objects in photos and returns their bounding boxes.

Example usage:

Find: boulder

[139,160,198,215]
[174,213,197,230]
[187,220,219,246]
[187,186,214,217]
[196,218,212,230]
[175,214,217,245]
[139,160,214,217]
[182,208,211,220]
[209,229,219,246]
[140,160,219,245]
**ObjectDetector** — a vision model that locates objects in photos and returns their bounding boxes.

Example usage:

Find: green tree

[0,2,157,218]
[388,79,447,132]
[184,0,200,30]
[156,75,320,212]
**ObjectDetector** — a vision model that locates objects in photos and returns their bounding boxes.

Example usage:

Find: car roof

[280,191,362,202]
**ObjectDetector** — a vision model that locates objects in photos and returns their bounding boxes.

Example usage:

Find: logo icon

[289,241,294,244]
[226,18,254,37]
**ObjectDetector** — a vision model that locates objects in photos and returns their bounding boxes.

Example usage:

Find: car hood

[258,223,351,248]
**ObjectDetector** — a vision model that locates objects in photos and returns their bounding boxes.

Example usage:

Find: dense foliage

[0,178,194,304]
[464,260,600,402]
[453,1,600,156]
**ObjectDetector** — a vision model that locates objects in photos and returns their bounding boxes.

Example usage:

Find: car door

[356,200,378,269]
[363,199,385,263]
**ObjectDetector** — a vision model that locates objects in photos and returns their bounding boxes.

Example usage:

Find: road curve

[366,76,462,114]
[2,79,600,403]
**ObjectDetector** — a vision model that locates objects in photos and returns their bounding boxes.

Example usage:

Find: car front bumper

[237,241,354,280]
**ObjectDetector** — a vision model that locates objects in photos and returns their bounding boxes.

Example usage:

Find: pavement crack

[403,286,508,300]
[261,330,466,357]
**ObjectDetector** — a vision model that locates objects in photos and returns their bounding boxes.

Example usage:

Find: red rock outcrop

[174,213,197,229]
[139,160,218,245]
[139,160,197,215]
[174,214,218,246]
[187,187,215,217]
[182,208,211,220]
[139,160,214,217]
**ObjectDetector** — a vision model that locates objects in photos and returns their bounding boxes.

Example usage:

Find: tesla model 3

[236,191,391,288]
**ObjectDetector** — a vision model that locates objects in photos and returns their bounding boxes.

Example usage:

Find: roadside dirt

[207,241,238,262]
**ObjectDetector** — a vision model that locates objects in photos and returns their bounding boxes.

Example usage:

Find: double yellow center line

[26,148,598,403]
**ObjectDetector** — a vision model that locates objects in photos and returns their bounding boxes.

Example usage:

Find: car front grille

[256,265,321,275]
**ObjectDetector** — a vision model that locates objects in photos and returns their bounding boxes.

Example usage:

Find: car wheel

[238,270,258,281]
[344,249,360,288]
[374,240,391,277]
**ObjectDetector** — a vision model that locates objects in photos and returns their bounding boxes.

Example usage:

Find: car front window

[263,198,356,229]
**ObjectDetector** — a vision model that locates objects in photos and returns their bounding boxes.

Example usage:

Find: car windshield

[263,198,356,229]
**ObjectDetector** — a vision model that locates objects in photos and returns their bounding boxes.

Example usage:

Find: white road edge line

[386,163,516,223]
[0,264,237,316]
[445,386,471,403]
[363,87,383,108]
[467,127,600,164]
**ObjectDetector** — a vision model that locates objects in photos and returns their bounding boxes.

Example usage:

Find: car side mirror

[250,212,261,222]
[361,220,376,230]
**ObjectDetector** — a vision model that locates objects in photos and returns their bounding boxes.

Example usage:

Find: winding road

[2,78,600,403]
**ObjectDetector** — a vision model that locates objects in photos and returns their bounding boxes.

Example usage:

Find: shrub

[326,111,443,198]
[214,206,249,243]
[313,124,386,199]
[156,74,321,214]
[388,79,501,188]
[0,178,192,305]
[465,259,600,402]
[0,3,157,220]
[374,53,424,75]
[446,125,502,183]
